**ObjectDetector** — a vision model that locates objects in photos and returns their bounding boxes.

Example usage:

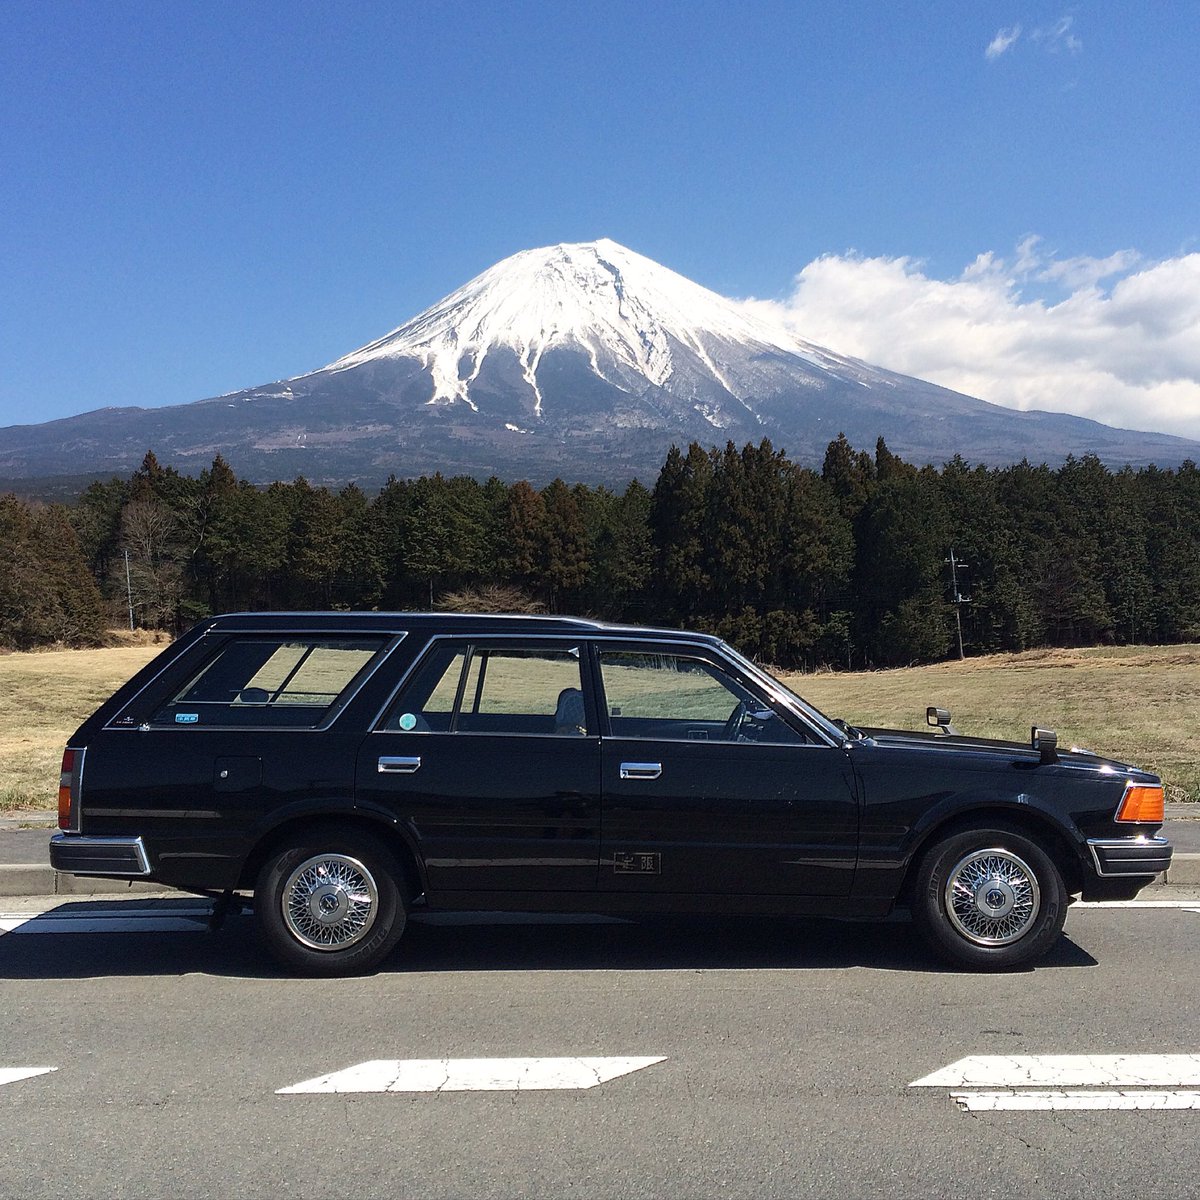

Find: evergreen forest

[4,435,1200,669]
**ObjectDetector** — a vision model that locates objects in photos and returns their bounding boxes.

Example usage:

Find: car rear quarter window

[151,636,389,728]
[384,642,588,735]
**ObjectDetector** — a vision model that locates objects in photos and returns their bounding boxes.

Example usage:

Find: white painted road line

[1076,899,1200,909]
[277,1056,667,1094]
[0,1067,56,1088]
[0,908,632,937]
[950,1090,1200,1112]
[911,1055,1200,1089]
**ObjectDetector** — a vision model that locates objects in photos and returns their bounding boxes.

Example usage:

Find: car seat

[554,687,587,735]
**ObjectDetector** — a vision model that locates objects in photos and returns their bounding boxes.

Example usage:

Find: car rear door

[355,637,602,895]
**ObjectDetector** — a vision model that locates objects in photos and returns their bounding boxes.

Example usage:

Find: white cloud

[987,16,1081,62]
[742,242,1200,441]
[1032,15,1082,54]
[985,25,1022,60]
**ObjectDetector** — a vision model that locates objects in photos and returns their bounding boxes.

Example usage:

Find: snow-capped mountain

[322,238,869,421]
[2,238,1199,486]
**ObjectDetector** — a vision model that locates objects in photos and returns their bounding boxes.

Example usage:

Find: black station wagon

[50,612,1172,974]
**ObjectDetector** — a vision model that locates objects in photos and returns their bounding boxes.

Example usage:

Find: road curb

[1166,853,1200,885]
[0,865,169,897]
[2,854,1199,898]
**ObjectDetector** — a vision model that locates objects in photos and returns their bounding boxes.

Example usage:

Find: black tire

[910,823,1067,970]
[254,827,407,976]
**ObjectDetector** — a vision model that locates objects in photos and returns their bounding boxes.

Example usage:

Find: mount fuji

[3,238,1198,486]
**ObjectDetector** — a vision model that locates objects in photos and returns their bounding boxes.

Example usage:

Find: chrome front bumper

[1087,836,1172,877]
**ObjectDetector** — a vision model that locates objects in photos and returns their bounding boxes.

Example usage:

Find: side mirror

[927,706,959,736]
[1032,726,1058,764]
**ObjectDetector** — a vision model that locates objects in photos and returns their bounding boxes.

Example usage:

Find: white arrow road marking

[277,1056,666,1094]
[911,1055,1200,1089]
[951,1090,1200,1111]
[0,1068,56,1088]
[913,1056,1200,1111]
[0,909,209,935]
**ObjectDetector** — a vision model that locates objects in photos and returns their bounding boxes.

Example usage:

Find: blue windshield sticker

[175,712,199,724]
[398,712,417,731]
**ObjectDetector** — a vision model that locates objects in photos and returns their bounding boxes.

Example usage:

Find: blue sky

[2,1,1198,438]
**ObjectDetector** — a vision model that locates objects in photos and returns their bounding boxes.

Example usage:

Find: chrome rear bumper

[49,834,150,877]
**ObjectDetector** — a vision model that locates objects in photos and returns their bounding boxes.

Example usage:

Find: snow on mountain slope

[321,238,865,415]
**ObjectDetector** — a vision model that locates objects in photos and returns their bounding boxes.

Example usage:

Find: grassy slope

[785,644,1200,802]
[0,642,165,812]
[1,640,1196,812]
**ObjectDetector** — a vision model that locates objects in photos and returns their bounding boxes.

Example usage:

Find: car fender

[897,785,1089,876]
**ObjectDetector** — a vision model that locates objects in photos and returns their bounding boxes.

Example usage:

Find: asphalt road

[2,899,1198,1199]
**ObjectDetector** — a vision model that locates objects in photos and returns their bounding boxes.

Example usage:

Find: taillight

[1116,783,1164,824]
[58,748,82,831]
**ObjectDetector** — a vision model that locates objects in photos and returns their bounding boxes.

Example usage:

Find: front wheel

[254,828,406,976]
[910,824,1067,970]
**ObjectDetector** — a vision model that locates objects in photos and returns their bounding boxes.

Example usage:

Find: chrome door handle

[620,761,662,780]
[378,756,421,774]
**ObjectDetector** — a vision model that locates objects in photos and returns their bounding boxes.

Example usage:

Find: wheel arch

[237,811,426,902]
[898,804,1085,904]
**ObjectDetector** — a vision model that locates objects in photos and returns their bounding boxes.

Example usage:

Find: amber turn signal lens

[1116,783,1165,824]
[58,749,74,830]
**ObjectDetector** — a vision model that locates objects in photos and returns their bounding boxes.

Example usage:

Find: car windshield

[716,641,851,742]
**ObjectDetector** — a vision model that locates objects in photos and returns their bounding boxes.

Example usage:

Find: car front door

[596,642,859,897]
[356,638,602,896]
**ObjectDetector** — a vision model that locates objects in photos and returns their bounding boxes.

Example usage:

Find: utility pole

[945,549,969,660]
[124,548,135,631]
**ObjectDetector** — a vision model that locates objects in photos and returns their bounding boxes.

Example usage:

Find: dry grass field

[785,644,1200,803]
[0,637,165,813]
[1,638,1197,813]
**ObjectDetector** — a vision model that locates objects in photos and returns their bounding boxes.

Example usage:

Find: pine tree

[821,434,875,520]
[650,442,713,619]
[506,480,547,589]
[0,496,105,649]
[541,478,589,610]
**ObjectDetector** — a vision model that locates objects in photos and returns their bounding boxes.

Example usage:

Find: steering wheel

[722,700,749,742]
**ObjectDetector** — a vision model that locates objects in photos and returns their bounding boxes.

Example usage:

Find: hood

[856,725,1146,775]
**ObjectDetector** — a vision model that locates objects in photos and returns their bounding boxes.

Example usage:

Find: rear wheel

[911,824,1067,969]
[254,828,406,976]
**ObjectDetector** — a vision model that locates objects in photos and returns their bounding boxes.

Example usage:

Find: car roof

[202,611,723,645]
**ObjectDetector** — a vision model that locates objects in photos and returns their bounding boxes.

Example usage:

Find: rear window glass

[154,637,388,727]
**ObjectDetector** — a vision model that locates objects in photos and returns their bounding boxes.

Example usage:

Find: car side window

[598,649,807,744]
[152,637,388,728]
[385,642,589,736]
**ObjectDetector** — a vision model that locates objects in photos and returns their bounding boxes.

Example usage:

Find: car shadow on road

[0,899,1098,980]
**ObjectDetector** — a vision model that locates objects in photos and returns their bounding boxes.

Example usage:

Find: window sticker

[175,713,199,725]
[398,713,418,731]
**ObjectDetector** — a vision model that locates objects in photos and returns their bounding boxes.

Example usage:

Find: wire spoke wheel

[282,853,379,951]
[944,847,1041,946]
